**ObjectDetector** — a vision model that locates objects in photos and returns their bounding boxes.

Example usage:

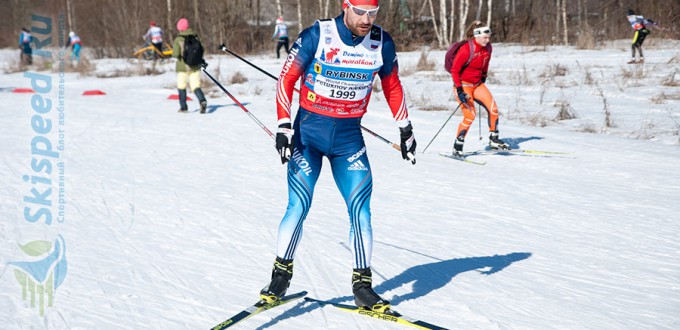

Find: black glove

[456,87,468,103]
[399,123,417,165]
[275,123,294,164]
[200,60,208,69]
[481,73,487,84]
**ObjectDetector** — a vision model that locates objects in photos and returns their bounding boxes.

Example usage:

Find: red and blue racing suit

[274,13,409,269]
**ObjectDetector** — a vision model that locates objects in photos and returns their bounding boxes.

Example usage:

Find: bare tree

[315,0,332,18]
[66,0,75,31]
[459,0,470,40]
[555,0,560,45]
[561,0,568,45]
[276,0,283,17]
[297,0,303,31]
[166,0,173,42]
[486,0,493,27]
[440,0,448,45]
[193,0,201,34]
[427,0,443,48]
[500,0,509,38]
[6,0,678,57]
[448,0,456,43]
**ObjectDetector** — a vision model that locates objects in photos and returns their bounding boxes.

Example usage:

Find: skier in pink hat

[171,18,208,113]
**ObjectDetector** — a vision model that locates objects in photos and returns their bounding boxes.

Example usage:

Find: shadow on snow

[187,102,251,114]
[498,136,543,150]
[253,252,532,329]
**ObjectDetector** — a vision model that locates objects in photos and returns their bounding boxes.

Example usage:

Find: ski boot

[178,89,188,113]
[627,58,637,64]
[177,108,188,113]
[453,137,465,158]
[260,257,293,304]
[195,88,207,114]
[352,268,390,313]
[489,131,510,150]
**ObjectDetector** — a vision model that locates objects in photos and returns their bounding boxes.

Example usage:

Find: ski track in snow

[1,40,680,329]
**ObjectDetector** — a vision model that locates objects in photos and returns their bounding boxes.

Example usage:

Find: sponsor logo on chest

[323,69,369,80]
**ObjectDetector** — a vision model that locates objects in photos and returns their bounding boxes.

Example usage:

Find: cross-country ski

[305,297,449,330]
[210,292,307,330]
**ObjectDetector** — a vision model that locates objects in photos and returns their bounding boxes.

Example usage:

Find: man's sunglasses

[346,0,380,18]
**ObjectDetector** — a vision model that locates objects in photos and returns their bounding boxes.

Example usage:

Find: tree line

[3,0,679,58]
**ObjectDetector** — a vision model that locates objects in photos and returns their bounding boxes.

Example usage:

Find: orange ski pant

[454,82,499,140]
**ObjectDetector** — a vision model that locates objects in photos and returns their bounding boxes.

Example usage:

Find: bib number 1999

[330,89,356,99]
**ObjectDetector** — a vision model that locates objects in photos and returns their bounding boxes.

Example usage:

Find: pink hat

[276,16,284,24]
[176,18,189,31]
[343,0,379,9]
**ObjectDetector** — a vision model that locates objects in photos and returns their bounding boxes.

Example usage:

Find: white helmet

[69,31,75,37]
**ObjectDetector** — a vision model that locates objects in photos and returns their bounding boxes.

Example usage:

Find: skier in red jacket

[449,20,509,157]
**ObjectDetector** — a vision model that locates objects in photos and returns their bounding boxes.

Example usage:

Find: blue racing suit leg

[276,109,374,269]
[276,110,323,261]
[329,135,373,270]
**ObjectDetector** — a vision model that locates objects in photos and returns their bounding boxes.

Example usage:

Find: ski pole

[422,103,461,153]
[361,125,400,151]
[219,44,280,82]
[201,67,275,140]
[478,105,482,141]
[218,44,403,152]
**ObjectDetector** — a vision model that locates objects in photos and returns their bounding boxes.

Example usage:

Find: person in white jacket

[271,16,289,59]
[143,21,164,60]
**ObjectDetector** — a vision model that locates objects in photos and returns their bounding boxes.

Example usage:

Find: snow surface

[1,39,679,329]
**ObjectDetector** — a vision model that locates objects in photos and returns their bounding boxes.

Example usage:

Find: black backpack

[182,35,204,66]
